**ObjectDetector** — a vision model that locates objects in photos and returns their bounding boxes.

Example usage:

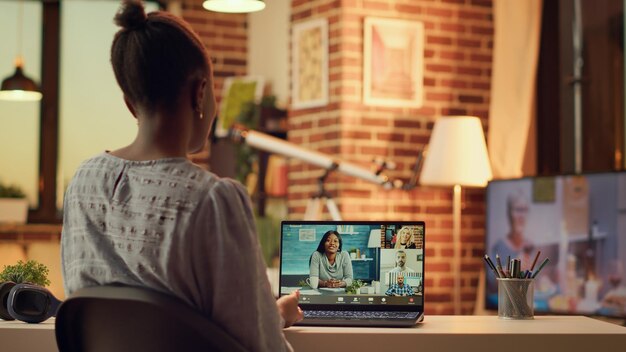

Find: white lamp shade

[420,116,492,187]
[203,0,265,13]
[367,229,381,248]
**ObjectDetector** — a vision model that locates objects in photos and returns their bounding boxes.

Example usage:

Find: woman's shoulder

[73,152,118,170]
[127,159,246,202]
[208,176,248,193]
[339,251,352,260]
[194,176,256,230]
[203,177,251,206]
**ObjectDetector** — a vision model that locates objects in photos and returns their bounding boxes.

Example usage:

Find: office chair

[55,285,247,352]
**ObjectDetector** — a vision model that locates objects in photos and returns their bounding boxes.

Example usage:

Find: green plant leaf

[345,279,364,294]
[0,260,50,286]
[296,279,310,288]
[0,181,26,198]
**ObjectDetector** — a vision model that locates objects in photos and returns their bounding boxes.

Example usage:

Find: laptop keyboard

[304,310,419,320]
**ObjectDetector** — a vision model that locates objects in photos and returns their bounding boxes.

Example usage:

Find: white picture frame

[299,228,316,242]
[363,17,424,107]
[291,18,329,110]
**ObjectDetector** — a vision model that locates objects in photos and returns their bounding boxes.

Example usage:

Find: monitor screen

[279,221,425,307]
[484,172,626,318]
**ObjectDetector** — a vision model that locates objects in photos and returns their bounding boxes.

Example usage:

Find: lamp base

[453,184,462,315]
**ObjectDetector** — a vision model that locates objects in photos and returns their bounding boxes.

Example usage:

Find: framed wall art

[215,75,264,137]
[363,17,424,107]
[291,18,328,110]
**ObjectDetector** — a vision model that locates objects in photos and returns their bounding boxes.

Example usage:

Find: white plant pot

[0,198,29,224]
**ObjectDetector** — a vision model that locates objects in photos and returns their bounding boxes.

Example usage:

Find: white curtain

[488,0,543,178]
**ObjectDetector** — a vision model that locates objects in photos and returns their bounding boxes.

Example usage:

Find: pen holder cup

[497,278,534,320]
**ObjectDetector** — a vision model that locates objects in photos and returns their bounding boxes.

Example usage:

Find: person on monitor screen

[385,274,414,296]
[490,190,535,272]
[389,250,416,273]
[394,227,416,249]
[60,1,301,350]
[309,230,353,289]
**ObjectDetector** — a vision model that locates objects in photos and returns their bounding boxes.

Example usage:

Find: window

[58,1,159,209]
[0,1,42,207]
[0,0,161,223]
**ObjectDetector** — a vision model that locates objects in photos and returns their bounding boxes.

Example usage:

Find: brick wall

[180,0,249,167]
[289,0,494,314]
[177,0,494,315]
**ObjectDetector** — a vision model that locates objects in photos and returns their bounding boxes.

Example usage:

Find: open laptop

[279,221,425,327]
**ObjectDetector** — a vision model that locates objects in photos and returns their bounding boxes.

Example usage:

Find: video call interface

[280,223,424,306]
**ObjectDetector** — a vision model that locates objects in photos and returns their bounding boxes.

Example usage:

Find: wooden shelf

[0,224,62,242]
[256,106,288,217]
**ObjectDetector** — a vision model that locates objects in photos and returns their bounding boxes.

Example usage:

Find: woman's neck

[113,110,190,160]
[325,252,336,264]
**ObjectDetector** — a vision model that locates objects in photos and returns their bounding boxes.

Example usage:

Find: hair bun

[114,0,147,30]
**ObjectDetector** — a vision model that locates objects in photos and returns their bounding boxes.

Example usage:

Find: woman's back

[62,152,289,351]
[63,153,212,296]
[61,2,301,349]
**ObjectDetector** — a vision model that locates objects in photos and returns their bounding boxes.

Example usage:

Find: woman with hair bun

[61,1,301,350]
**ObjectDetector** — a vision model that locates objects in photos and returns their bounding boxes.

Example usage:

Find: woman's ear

[193,78,208,114]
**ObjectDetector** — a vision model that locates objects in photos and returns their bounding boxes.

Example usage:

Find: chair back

[55,285,247,352]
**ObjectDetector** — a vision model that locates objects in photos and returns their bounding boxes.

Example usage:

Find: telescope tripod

[304,164,342,221]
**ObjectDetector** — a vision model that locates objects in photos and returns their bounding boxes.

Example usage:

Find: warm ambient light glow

[1,0,43,102]
[0,61,42,102]
[420,115,492,316]
[0,89,42,101]
[420,116,492,187]
[202,0,265,13]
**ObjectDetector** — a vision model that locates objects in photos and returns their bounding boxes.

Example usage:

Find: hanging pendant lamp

[203,0,265,13]
[0,57,42,101]
[0,0,42,102]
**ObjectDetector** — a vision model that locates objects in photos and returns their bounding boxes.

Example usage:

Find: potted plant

[0,260,51,320]
[346,280,365,294]
[0,260,51,287]
[0,181,28,224]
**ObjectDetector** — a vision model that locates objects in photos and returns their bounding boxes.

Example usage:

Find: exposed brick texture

[289,0,493,315]
[181,0,248,168]
[178,0,493,316]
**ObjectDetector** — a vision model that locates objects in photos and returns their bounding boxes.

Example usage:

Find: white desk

[1,315,625,352]
[284,316,626,352]
[0,318,57,352]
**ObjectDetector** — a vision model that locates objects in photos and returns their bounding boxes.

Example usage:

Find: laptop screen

[279,221,425,309]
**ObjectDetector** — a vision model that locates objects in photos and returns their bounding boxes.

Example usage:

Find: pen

[531,258,550,278]
[483,255,500,278]
[496,254,506,278]
[487,255,502,278]
[530,251,541,272]
[485,255,500,278]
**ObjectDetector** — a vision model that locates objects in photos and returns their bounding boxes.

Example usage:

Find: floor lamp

[420,116,492,315]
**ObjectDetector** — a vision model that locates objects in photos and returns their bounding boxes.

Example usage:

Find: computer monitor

[484,172,626,318]
[279,221,425,306]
